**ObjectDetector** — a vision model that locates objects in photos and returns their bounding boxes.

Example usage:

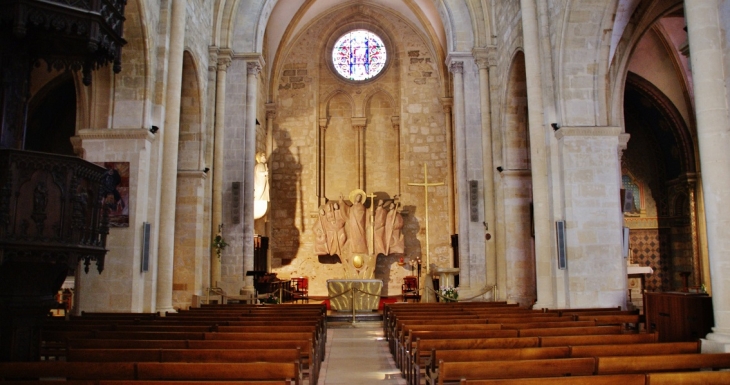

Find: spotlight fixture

[551,123,560,131]
[496,166,503,173]
[203,167,210,173]
[150,125,159,134]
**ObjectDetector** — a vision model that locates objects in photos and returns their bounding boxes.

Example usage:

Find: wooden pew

[409,337,541,385]
[459,374,646,385]
[422,342,700,385]
[539,332,657,346]
[422,347,571,385]
[401,330,519,371]
[517,325,623,337]
[569,341,700,357]
[595,353,730,374]
[645,371,730,384]
[436,358,597,385]
[0,362,300,384]
[1,379,295,384]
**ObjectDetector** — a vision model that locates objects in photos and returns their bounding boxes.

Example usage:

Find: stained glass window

[332,30,387,81]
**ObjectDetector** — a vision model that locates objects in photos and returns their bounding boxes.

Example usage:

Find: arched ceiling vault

[213,0,490,75]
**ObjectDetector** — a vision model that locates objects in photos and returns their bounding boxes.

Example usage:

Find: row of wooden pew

[0,303,328,385]
[383,301,730,385]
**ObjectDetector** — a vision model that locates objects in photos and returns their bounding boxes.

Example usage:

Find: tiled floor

[317,322,406,385]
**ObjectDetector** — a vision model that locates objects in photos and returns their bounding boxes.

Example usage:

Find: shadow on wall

[270,128,301,266]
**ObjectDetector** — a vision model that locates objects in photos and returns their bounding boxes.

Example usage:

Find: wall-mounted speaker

[556,221,567,270]
[141,222,151,272]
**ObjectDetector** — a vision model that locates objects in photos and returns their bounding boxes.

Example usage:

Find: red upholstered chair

[291,277,309,303]
[402,276,420,302]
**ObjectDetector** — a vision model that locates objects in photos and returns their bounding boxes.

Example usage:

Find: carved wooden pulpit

[0,150,110,361]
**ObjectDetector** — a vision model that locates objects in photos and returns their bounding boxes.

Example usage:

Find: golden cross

[407,163,444,273]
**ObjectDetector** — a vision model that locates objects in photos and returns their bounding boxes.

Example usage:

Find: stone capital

[265,103,277,120]
[473,46,497,69]
[391,116,400,130]
[217,48,232,71]
[352,117,367,130]
[319,118,329,129]
[247,62,261,76]
[441,98,453,114]
[177,170,208,180]
[449,61,464,74]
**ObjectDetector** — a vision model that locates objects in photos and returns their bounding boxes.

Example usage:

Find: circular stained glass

[332,30,387,81]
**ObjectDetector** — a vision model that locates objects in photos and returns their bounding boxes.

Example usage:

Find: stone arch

[437,0,475,53]
[363,89,399,194]
[178,50,204,170]
[321,89,356,120]
[362,87,398,117]
[110,0,151,129]
[556,0,617,126]
[607,1,687,128]
[502,50,529,170]
[323,92,356,199]
[229,0,277,53]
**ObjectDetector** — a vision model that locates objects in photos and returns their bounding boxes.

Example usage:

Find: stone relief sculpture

[314,189,405,279]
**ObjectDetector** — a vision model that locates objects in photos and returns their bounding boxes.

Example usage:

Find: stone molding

[449,61,464,73]
[76,128,155,141]
[177,170,207,179]
[554,126,622,139]
[391,116,400,130]
[500,169,532,178]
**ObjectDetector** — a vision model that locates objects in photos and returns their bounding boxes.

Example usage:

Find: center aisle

[317,322,406,385]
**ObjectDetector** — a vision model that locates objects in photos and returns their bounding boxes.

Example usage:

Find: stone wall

[269,5,450,297]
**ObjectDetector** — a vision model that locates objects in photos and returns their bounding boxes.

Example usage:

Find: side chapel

[2,0,730,354]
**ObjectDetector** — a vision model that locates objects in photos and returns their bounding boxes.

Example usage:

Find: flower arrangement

[440,286,458,302]
[212,224,228,259]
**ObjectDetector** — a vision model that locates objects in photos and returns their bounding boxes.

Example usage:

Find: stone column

[475,48,497,289]
[352,117,367,190]
[556,127,626,309]
[447,59,471,288]
[242,60,262,294]
[318,118,327,206]
[156,0,186,313]
[520,0,554,309]
[685,0,730,350]
[210,49,231,288]
[441,98,456,237]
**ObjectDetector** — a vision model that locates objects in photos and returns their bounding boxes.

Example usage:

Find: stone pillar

[685,0,730,350]
[520,0,554,309]
[211,49,231,288]
[242,60,262,294]
[352,117,367,190]
[475,48,497,290]
[556,127,627,309]
[441,98,456,237]
[318,118,327,206]
[156,0,186,313]
[447,59,470,287]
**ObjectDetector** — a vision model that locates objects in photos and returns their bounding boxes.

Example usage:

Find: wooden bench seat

[459,374,646,385]
[569,341,700,357]
[420,342,700,385]
[646,371,730,384]
[436,358,597,384]
[0,362,300,384]
[517,325,622,337]
[419,347,570,385]
[596,353,730,374]
[539,332,657,346]
[3,380,292,385]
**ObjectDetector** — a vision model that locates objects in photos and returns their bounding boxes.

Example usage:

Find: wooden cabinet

[644,292,714,342]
